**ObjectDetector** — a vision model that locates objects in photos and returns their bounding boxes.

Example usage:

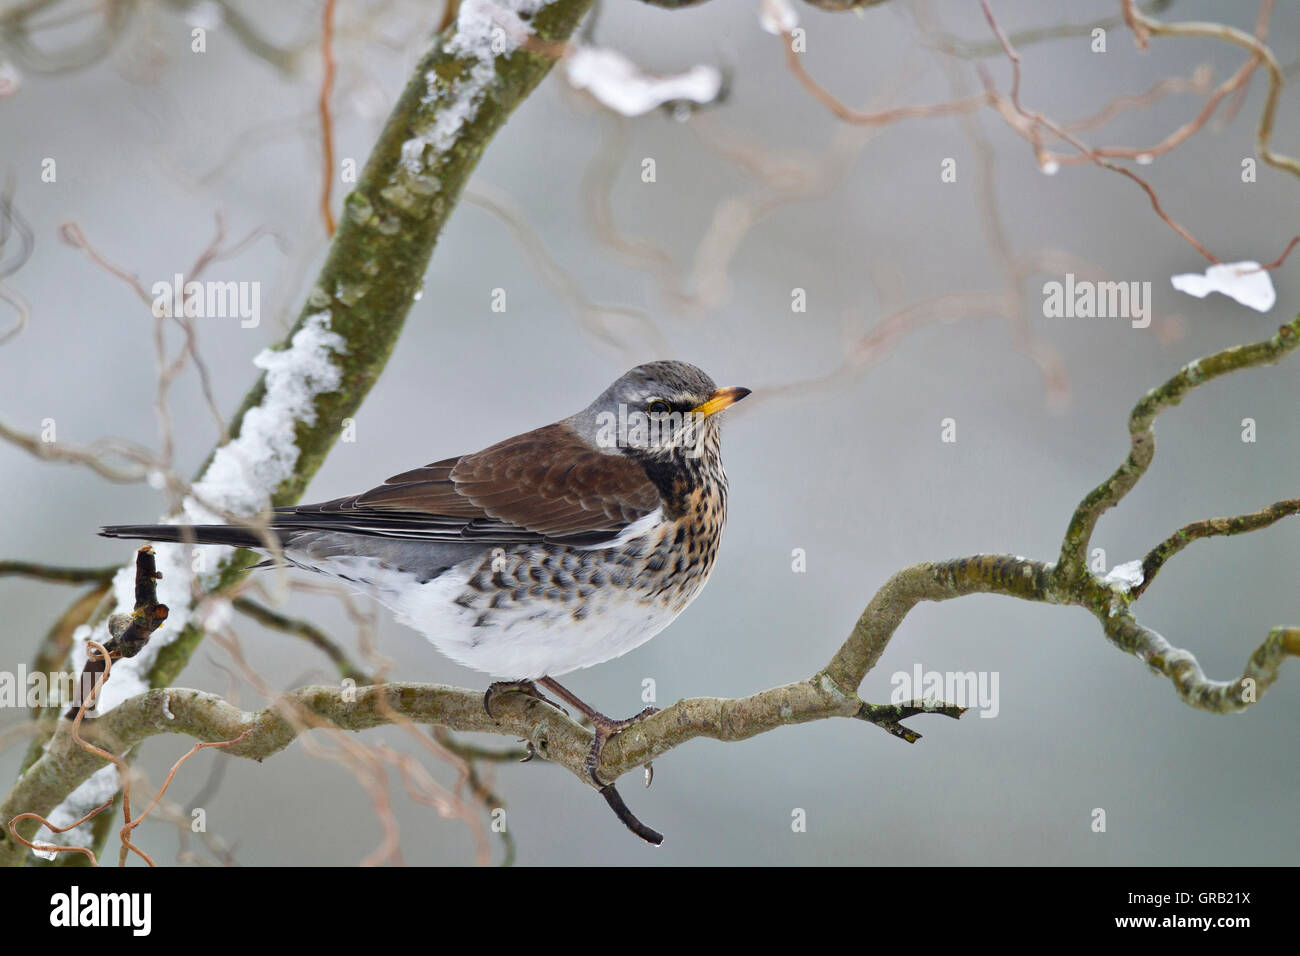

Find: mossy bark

[1,0,594,867]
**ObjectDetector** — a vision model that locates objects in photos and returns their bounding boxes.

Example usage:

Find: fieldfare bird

[102,360,749,827]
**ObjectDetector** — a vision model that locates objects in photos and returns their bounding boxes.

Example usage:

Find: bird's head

[571,360,750,462]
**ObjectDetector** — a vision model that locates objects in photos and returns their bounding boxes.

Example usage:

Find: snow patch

[565,47,722,117]
[30,765,121,860]
[400,0,550,172]
[1102,559,1145,591]
[189,312,344,520]
[1171,261,1276,313]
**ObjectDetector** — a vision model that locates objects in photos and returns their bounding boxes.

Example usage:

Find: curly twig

[1132,499,1300,599]
[1057,317,1300,584]
[1122,0,1300,178]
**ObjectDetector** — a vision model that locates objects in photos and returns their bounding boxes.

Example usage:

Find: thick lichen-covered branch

[8,0,595,861]
[133,0,593,677]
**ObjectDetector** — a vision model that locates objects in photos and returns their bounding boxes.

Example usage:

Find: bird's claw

[483,680,561,718]
[585,706,661,786]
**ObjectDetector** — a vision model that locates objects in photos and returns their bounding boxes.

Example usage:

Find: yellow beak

[692,386,752,418]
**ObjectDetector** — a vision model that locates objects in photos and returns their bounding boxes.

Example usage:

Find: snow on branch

[564,46,724,117]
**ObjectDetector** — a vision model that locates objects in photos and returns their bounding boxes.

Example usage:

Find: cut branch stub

[65,547,168,720]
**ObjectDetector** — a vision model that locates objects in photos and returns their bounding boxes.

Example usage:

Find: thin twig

[1133,499,1300,599]
[0,561,117,584]
[319,0,339,236]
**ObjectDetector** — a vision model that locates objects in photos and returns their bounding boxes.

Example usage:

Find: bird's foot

[585,706,661,787]
[530,678,664,842]
[582,711,666,843]
[483,680,567,719]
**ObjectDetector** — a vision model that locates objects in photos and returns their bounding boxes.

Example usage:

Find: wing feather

[272,422,658,546]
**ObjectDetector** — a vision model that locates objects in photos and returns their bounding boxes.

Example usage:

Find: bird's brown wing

[272,422,659,546]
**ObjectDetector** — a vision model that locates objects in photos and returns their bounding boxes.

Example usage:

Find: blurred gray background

[1,0,1298,865]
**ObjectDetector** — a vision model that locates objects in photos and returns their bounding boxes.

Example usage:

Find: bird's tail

[99,524,283,550]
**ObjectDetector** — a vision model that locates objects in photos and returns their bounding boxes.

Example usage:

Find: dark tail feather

[99,524,281,550]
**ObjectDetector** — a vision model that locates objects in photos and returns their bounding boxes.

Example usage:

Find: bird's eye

[647,399,672,415]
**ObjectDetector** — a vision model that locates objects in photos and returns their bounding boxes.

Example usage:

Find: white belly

[308,539,710,679]
[394,560,689,677]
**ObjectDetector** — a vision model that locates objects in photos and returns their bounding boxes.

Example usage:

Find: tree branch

[1133,498,1300,599]
[0,561,116,584]
[1057,318,1300,585]
[7,0,597,862]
